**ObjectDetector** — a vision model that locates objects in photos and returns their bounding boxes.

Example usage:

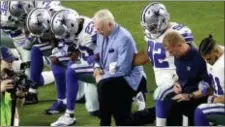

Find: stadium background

[19,1,224,126]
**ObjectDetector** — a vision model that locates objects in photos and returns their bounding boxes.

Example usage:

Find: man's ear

[214,48,219,54]
[108,22,113,28]
[178,43,182,47]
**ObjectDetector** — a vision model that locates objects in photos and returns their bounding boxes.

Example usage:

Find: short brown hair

[163,31,186,46]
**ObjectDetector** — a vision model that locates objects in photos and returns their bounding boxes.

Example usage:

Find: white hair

[93,9,115,25]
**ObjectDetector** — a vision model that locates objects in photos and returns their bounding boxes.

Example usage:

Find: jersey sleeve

[35,1,61,9]
[1,1,17,28]
[215,62,225,94]
[172,24,194,44]
[78,19,97,49]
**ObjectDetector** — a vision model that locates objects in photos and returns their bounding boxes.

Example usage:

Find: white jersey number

[0,1,7,15]
[209,73,224,96]
[147,41,169,68]
[84,21,94,35]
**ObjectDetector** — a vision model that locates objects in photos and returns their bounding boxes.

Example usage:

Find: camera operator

[1,46,26,126]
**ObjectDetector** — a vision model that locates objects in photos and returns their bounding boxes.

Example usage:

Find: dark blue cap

[0,46,18,62]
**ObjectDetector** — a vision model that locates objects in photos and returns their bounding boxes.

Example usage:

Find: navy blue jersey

[175,44,211,93]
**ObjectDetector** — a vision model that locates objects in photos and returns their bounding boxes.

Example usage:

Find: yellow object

[0,92,12,126]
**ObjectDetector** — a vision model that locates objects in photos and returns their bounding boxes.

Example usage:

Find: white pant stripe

[75,68,94,73]
[58,57,70,61]
[70,63,89,69]
[34,42,50,47]
[199,103,225,109]
[203,108,225,114]
[40,45,53,51]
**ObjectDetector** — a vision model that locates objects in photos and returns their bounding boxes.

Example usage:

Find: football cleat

[45,101,66,115]
[50,113,76,126]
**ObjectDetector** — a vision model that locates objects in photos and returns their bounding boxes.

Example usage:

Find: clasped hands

[172,82,190,102]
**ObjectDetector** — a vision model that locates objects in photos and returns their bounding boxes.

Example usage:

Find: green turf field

[20,1,224,126]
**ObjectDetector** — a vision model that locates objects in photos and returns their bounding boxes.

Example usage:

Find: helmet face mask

[140,2,170,39]
[141,22,159,34]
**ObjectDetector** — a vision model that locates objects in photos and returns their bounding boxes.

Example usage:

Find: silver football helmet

[8,1,35,22]
[140,2,170,39]
[26,8,51,37]
[51,9,79,39]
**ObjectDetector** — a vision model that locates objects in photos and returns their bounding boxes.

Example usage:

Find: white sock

[14,118,19,126]
[28,88,37,93]
[57,98,67,105]
[156,117,167,126]
[58,98,67,105]
[62,98,67,105]
[66,110,74,115]
[41,71,55,85]
[182,115,189,126]
[57,98,64,102]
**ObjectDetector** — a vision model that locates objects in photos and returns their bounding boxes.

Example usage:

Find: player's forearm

[191,90,204,99]
[192,80,213,99]
[192,88,212,99]
[133,51,149,66]
[213,95,225,103]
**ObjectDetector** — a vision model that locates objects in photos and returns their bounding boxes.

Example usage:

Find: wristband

[188,93,194,100]
[94,63,101,69]
[207,96,215,103]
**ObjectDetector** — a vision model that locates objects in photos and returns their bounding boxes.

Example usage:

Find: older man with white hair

[93,9,147,126]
